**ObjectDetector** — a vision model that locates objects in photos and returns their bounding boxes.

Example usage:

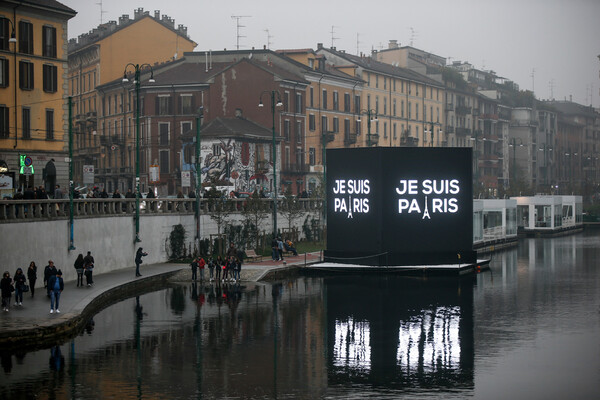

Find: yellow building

[67,8,196,188]
[0,0,76,195]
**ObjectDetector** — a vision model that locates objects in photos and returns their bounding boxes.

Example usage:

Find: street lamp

[356,109,377,147]
[424,123,442,148]
[123,63,155,243]
[509,138,524,187]
[258,90,283,237]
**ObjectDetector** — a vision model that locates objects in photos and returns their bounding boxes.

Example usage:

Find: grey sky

[61,0,600,107]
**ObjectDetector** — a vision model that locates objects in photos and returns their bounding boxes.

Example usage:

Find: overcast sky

[61,0,600,107]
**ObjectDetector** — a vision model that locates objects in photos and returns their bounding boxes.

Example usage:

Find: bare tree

[241,192,269,251]
[280,189,305,240]
[208,197,230,256]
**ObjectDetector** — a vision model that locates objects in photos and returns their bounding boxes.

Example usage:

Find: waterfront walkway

[0,252,322,349]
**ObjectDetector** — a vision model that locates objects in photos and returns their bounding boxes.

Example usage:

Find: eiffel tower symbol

[422,195,431,220]
[347,196,353,218]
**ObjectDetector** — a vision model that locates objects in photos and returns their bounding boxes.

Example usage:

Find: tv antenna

[409,27,417,47]
[330,25,340,48]
[231,15,251,50]
[356,33,361,55]
[264,29,273,50]
[531,68,536,94]
[96,0,108,24]
[549,79,555,100]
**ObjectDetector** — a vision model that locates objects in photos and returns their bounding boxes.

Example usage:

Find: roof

[3,0,76,17]
[184,117,275,142]
[544,101,597,117]
[320,47,442,87]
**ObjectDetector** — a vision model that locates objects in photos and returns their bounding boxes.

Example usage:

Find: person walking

[83,252,94,286]
[135,248,148,277]
[198,257,206,282]
[13,268,26,306]
[214,256,222,282]
[190,257,198,281]
[48,270,64,314]
[1,272,14,312]
[277,237,285,261]
[27,261,37,298]
[74,254,84,287]
[44,261,58,297]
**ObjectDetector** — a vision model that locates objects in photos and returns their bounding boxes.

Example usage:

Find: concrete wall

[0,210,315,286]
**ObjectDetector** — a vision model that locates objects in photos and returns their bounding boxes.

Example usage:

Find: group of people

[190,243,244,283]
[271,237,298,261]
[73,251,95,287]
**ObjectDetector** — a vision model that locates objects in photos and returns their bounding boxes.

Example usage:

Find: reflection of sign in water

[83,165,94,184]
[149,165,159,183]
[181,171,191,187]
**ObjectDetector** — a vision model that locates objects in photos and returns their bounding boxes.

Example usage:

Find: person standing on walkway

[74,254,84,287]
[27,261,37,298]
[83,251,94,286]
[271,237,279,261]
[1,272,14,312]
[44,261,57,297]
[190,257,198,281]
[214,256,222,282]
[13,268,26,306]
[135,248,147,277]
[198,256,206,282]
[48,270,64,314]
[277,237,285,261]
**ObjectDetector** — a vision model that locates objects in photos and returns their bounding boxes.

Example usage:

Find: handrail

[0,198,323,222]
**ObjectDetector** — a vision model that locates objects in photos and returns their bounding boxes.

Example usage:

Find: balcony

[324,132,335,143]
[456,127,471,136]
[400,136,419,147]
[281,164,309,174]
[368,133,379,145]
[112,135,124,145]
[119,167,132,174]
[510,119,538,127]
[344,133,357,145]
[481,113,499,121]
[445,126,455,134]
[445,102,454,111]
[86,111,97,122]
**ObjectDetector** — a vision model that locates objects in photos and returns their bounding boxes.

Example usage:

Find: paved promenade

[0,252,322,349]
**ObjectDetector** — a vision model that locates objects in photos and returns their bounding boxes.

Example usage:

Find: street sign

[149,165,159,183]
[83,165,95,185]
[181,171,191,187]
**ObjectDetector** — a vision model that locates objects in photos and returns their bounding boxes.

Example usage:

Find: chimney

[118,14,130,25]
[154,10,160,20]
[134,7,144,20]
[317,43,323,50]
[388,39,399,49]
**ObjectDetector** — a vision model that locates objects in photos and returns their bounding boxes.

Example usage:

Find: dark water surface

[1,231,599,399]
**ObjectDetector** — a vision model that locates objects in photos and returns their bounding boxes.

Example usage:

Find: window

[212,144,221,156]
[384,77,387,90]
[355,120,361,135]
[393,123,397,139]
[156,96,172,115]
[375,97,379,114]
[367,94,371,110]
[309,87,314,107]
[43,64,57,92]
[333,117,339,133]
[284,91,290,112]
[344,93,350,112]
[309,148,315,165]
[344,119,350,138]
[322,89,327,109]
[19,61,34,90]
[285,147,290,169]
[321,115,328,132]
[180,94,194,114]
[309,114,315,131]
[181,121,192,135]
[383,97,387,115]
[416,103,419,120]
[18,21,33,54]
[22,108,30,139]
[295,121,302,143]
[42,26,57,58]
[0,58,7,87]
[423,105,426,122]
[0,18,11,50]
[393,99,397,116]
[354,95,360,113]
[384,122,387,138]
[401,100,405,118]
[0,105,8,138]
[333,91,339,111]
[45,109,54,140]
[375,76,378,88]
[408,102,411,119]
[295,92,302,113]
[159,123,169,146]
[159,150,169,174]
[284,120,290,141]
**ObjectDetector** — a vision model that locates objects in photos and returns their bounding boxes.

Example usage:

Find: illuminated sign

[326,147,475,266]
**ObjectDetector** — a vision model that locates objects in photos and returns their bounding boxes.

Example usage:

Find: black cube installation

[325,147,476,266]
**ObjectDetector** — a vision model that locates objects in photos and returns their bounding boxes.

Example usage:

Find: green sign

[19,154,34,175]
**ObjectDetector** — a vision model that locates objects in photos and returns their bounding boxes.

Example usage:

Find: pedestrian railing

[0,198,323,222]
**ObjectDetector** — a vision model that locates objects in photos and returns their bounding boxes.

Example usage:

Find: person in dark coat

[48,270,64,313]
[135,247,147,277]
[146,189,155,198]
[27,261,37,297]
[44,261,58,297]
[74,254,84,287]
[13,268,26,306]
[83,251,94,286]
[1,272,14,312]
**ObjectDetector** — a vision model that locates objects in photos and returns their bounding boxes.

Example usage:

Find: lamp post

[356,109,377,147]
[123,63,155,243]
[68,96,75,250]
[259,90,283,237]
[470,130,481,193]
[195,107,204,245]
[509,138,524,188]
[5,17,18,150]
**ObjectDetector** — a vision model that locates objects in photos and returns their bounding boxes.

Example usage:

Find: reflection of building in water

[327,276,474,390]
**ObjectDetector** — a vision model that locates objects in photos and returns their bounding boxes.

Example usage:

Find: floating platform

[303,258,491,276]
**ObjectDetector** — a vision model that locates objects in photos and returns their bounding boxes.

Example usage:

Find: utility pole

[231,15,251,50]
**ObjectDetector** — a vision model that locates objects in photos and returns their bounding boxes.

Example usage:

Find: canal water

[1,231,599,399]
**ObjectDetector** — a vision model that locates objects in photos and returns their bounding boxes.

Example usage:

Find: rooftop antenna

[330,25,339,48]
[531,68,536,94]
[96,0,107,24]
[549,79,555,100]
[264,29,273,50]
[409,27,417,47]
[356,32,361,55]
[231,15,251,50]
